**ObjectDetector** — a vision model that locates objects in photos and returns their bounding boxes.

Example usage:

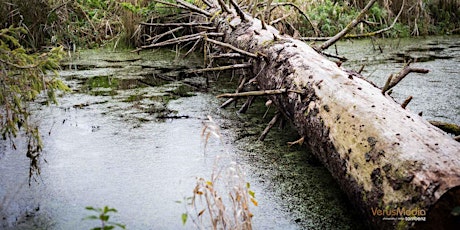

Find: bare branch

[382,62,429,93]
[176,0,212,17]
[229,0,247,21]
[216,88,303,98]
[259,112,281,141]
[187,63,252,74]
[319,0,378,51]
[205,38,259,58]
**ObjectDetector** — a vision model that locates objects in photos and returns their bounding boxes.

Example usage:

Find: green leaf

[248,189,255,198]
[181,213,188,225]
[83,215,99,220]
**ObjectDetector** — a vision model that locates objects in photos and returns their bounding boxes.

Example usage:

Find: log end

[415,186,460,229]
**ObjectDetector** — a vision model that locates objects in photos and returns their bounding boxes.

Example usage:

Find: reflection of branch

[319,0,377,51]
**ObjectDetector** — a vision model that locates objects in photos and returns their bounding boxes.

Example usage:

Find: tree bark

[216,14,460,230]
[143,1,460,228]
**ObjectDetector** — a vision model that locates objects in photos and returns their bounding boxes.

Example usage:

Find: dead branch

[382,63,429,94]
[401,96,413,109]
[269,2,320,36]
[216,88,303,98]
[259,112,281,141]
[140,22,212,27]
[238,96,255,113]
[319,0,377,51]
[176,0,212,17]
[209,53,244,59]
[429,121,460,136]
[187,63,252,74]
[229,0,247,21]
[344,0,405,39]
[270,12,292,25]
[152,0,186,9]
[287,136,305,147]
[205,38,259,58]
[220,76,247,109]
[134,33,204,52]
[217,0,231,14]
[146,26,184,42]
[300,37,331,41]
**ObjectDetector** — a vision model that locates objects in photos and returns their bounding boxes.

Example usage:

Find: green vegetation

[269,0,459,37]
[0,26,69,180]
[84,206,126,230]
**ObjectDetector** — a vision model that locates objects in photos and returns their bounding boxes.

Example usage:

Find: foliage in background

[268,0,459,37]
[1,0,459,51]
[0,26,69,181]
[84,206,126,230]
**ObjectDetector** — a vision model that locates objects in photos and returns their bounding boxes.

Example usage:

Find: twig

[216,88,303,98]
[382,63,429,94]
[217,0,231,13]
[146,26,184,42]
[134,33,204,52]
[152,0,186,9]
[344,0,405,39]
[270,12,292,25]
[259,112,281,141]
[187,63,252,74]
[141,22,212,27]
[319,0,378,51]
[401,96,413,109]
[229,0,247,21]
[209,53,244,59]
[269,2,319,36]
[287,136,305,147]
[205,38,259,58]
[239,96,255,113]
[176,0,212,17]
[220,76,247,108]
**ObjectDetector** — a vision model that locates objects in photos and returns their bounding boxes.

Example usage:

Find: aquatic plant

[180,116,257,229]
[84,206,126,230]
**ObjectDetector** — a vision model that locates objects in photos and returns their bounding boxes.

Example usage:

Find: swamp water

[1,36,459,230]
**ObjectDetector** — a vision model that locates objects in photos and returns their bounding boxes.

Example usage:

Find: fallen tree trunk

[141,1,460,228]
